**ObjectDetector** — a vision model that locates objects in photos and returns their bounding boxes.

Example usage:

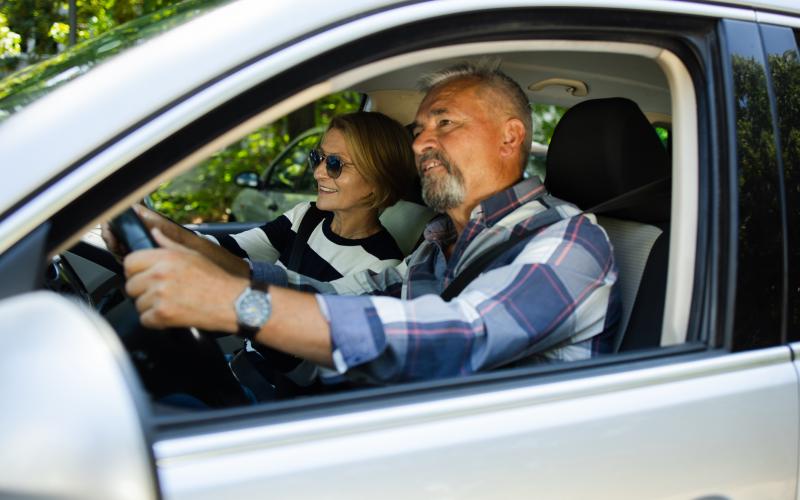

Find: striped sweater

[211,202,404,280]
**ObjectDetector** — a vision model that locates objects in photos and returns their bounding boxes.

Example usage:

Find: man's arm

[122,228,407,367]
[249,258,406,296]
[318,215,618,382]
[124,216,617,383]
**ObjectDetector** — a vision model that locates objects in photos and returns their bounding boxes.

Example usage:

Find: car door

[147,4,800,500]
[2,2,800,500]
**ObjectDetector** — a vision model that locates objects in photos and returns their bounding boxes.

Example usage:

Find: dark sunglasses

[308,148,352,179]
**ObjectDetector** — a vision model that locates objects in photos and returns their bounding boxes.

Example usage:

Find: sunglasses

[308,148,353,179]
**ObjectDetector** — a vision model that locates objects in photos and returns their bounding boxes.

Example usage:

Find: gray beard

[421,167,466,213]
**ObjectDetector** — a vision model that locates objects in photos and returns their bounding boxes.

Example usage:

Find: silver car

[1,0,799,498]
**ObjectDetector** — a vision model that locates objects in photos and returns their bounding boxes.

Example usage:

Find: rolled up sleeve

[320,294,385,373]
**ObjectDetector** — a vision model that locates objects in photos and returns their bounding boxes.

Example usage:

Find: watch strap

[237,323,259,341]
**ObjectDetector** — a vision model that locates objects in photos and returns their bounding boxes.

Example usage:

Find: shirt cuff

[250,260,288,287]
[319,294,384,374]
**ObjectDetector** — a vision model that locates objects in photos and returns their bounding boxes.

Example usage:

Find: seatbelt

[237,202,325,394]
[582,177,670,216]
[440,178,669,301]
[441,209,564,301]
[286,202,325,272]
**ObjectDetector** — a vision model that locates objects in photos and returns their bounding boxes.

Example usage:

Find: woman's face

[313,128,375,213]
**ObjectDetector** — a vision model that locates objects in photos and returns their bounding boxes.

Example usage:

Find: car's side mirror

[234,171,262,189]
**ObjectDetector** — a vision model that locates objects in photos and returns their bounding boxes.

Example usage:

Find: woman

[213,111,418,280]
[107,111,418,282]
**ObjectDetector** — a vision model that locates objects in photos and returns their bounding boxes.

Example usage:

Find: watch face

[236,289,271,329]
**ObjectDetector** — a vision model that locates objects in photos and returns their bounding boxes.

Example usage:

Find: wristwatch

[234,282,271,340]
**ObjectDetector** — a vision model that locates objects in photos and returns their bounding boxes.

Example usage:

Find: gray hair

[418,59,533,167]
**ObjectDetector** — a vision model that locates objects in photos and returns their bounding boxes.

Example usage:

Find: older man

[124,61,619,383]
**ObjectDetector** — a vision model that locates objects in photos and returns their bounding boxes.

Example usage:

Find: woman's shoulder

[284,201,330,230]
[359,227,405,262]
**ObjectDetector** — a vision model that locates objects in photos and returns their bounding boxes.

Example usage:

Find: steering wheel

[108,208,251,408]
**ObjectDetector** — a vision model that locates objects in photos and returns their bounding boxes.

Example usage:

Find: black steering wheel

[108,208,250,408]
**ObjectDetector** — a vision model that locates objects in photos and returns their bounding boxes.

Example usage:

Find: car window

[724,20,786,350]
[149,91,360,223]
[35,11,706,416]
[763,26,800,343]
[264,129,323,193]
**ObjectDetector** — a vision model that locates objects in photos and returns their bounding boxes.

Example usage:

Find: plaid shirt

[252,177,620,383]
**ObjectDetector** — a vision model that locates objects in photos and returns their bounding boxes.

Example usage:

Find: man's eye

[438,119,452,127]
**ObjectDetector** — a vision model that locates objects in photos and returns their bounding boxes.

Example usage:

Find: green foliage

[0,13,21,58]
[730,51,799,348]
[655,126,669,146]
[0,0,209,69]
[0,0,227,113]
[150,92,361,223]
[769,48,800,336]
[531,102,564,145]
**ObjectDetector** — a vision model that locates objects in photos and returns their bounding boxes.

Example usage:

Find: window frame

[41,7,726,431]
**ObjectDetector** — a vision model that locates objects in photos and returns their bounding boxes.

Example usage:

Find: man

[124,61,619,383]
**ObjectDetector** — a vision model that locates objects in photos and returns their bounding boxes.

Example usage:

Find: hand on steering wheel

[107,207,251,407]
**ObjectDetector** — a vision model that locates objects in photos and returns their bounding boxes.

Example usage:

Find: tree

[0,0,198,75]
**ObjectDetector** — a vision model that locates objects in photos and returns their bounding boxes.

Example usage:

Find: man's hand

[123,228,248,332]
[101,204,187,259]
[124,228,334,367]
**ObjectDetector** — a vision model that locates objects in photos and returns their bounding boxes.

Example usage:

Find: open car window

[54,35,695,417]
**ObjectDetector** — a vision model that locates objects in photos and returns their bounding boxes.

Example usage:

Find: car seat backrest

[596,217,665,350]
[375,175,435,256]
[545,97,671,351]
[380,200,435,256]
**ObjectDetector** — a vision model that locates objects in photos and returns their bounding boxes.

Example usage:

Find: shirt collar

[423,176,547,243]
[476,176,547,227]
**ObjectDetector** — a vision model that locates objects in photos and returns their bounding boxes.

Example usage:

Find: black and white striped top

[211,202,404,281]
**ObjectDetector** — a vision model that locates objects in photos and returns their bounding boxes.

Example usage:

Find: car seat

[545,97,671,352]
[380,177,435,256]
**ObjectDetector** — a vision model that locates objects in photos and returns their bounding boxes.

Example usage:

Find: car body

[1,0,800,498]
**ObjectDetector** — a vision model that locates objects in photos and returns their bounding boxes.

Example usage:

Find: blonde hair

[326,112,417,210]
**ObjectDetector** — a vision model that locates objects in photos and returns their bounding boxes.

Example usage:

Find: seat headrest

[545,97,670,223]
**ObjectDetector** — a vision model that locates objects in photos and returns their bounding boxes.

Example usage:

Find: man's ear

[499,118,526,159]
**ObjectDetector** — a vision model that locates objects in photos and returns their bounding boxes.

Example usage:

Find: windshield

[0,0,230,124]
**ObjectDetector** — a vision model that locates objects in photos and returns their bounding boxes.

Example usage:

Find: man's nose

[412,128,435,155]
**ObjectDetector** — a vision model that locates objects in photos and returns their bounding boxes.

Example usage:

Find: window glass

[526,102,564,180]
[264,129,324,193]
[762,25,800,343]
[724,20,784,350]
[149,91,361,224]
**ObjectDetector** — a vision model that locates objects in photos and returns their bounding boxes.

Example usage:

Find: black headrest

[545,97,670,223]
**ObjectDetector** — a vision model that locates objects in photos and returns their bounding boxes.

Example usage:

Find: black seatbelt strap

[244,202,325,396]
[440,177,669,301]
[286,203,325,272]
[440,209,564,301]
[585,177,670,215]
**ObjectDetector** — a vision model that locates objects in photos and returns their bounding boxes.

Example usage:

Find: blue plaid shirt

[252,177,620,383]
